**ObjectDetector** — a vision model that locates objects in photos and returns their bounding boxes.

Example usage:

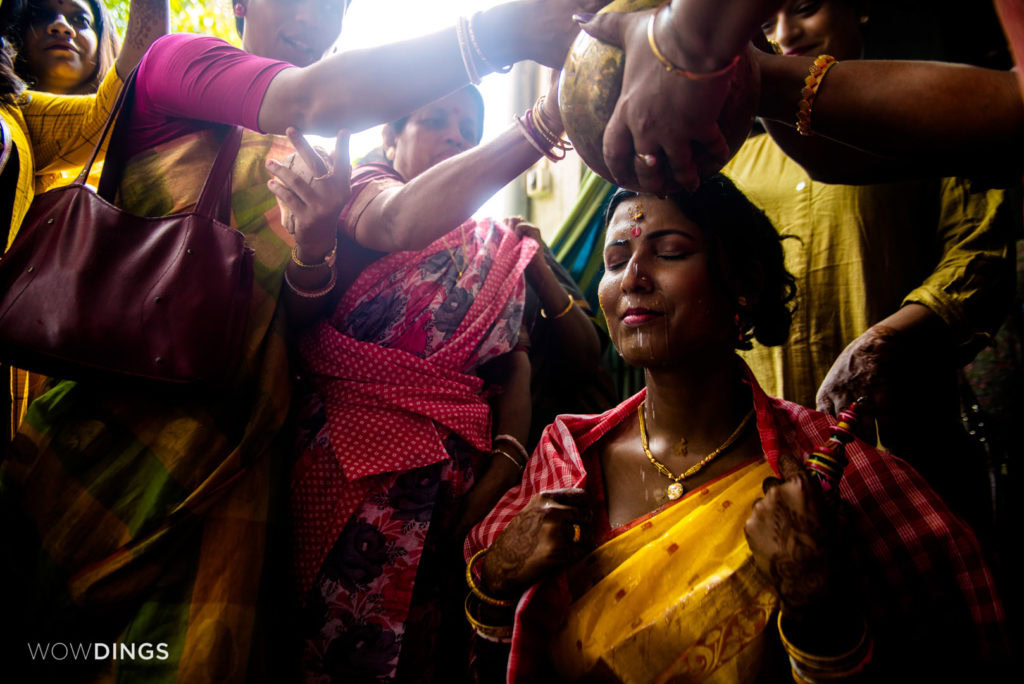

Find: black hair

[231,0,243,37]
[1,0,27,105]
[387,84,486,144]
[604,176,796,349]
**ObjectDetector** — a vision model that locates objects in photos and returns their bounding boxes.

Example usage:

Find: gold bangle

[456,16,482,86]
[468,12,512,75]
[493,448,525,471]
[541,295,575,320]
[777,611,870,667]
[466,548,516,608]
[464,594,513,642]
[284,265,337,299]
[646,8,739,81]
[531,97,572,150]
[291,239,337,269]
[796,55,837,136]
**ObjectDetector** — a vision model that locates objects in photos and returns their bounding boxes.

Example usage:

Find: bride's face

[599,196,737,369]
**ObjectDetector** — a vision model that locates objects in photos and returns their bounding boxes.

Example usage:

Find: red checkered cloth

[466,366,1007,680]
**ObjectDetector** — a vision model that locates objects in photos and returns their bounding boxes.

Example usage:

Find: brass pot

[559,0,759,190]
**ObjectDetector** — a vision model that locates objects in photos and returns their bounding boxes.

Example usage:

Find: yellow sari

[551,460,778,682]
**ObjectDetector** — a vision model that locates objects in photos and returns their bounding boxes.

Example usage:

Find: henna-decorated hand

[816,323,903,445]
[481,488,591,597]
[745,452,838,616]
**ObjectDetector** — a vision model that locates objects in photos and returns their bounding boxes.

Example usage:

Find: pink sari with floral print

[290,163,535,682]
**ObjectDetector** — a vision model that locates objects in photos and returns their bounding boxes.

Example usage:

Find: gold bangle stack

[455,16,482,85]
[796,55,837,136]
[466,548,515,607]
[777,612,873,681]
[465,548,515,643]
[464,594,513,642]
[531,96,572,152]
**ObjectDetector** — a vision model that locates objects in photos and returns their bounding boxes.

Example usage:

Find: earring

[385,147,396,161]
[734,313,746,343]
[234,3,246,17]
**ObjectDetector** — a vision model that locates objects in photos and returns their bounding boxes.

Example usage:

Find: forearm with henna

[481,508,546,597]
[116,0,170,77]
[765,500,833,612]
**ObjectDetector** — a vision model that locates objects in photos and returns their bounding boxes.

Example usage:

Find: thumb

[576,11,628,48]
[332,130,352,186]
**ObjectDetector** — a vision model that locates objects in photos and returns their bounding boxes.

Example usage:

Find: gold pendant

[666,482,684,500]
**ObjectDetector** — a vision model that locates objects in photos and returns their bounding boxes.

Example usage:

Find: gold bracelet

[466,548,516,608]
[468,12,512,75]
[777,611,870,667]
[646,7,739,81]
[284,265,337,299]
[464,594,513,642]
[493,448,525,471]
[796,55,837,136]
[291,239,337,269]
[541,295,575,320]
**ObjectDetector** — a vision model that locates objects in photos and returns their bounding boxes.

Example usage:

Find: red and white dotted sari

[290,164,535,682]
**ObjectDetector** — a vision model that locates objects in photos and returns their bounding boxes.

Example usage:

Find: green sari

[2,128,298,682]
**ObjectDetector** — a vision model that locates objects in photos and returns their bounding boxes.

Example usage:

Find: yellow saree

[551,460,778,682]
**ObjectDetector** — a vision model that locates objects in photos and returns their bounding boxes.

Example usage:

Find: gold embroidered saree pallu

[0,129,297,683]
[548,460,778,683]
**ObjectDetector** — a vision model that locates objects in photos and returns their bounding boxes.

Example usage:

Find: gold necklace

[445,223,467,278]
[637,401,755,500]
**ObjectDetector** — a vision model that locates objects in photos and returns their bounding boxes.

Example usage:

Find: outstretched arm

[756,51,1024,179]
[351,82,565,253]
[258,0,607,136]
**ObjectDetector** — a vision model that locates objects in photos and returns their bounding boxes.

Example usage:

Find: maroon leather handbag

[0,70,253,386]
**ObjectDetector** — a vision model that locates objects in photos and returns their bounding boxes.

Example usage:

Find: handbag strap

[93,68,243,225]
[77,66,137,188]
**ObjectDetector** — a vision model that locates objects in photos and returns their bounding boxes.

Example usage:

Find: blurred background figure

[725,0,1019,532]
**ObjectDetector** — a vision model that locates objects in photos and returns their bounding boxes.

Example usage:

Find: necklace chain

[446,223,467,278]
[638,401,755,499]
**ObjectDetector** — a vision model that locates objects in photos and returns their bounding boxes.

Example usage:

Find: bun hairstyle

[604,176,796,349]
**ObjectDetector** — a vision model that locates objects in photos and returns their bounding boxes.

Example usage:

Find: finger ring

[635,152,658,167]
[569,523,582,544]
